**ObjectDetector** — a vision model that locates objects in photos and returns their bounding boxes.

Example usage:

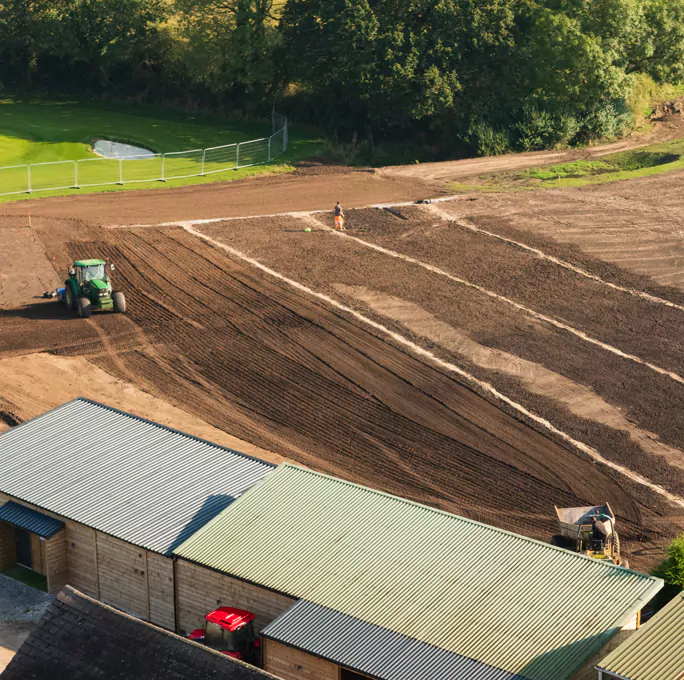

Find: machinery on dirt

[187,607,261,664]
[60,259,126,318]
[553,503,628,568]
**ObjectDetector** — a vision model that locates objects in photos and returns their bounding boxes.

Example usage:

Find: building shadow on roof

[166,494,236,555]
[516,630,623,680]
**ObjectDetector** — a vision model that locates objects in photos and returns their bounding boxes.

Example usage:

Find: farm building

[0,398,274,629]
[175,464,664,680]
[596,591,684,680]
[1,585,279,680]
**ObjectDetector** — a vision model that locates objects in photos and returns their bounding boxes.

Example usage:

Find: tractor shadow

[0,301,78,321]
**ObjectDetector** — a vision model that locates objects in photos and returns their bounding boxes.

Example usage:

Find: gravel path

[0,574,53,623]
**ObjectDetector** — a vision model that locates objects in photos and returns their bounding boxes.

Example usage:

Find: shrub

[578,101,633,142]
[466,122,512,157]
[654,534,684,589]
[513,105,580,151]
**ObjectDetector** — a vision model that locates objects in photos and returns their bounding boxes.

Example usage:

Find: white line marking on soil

[109,195,684,316]
[303,214,684,387]
[426,203,684,314]
[180,221,684,508]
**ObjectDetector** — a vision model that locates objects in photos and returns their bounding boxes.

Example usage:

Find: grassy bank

[449,137,684,194]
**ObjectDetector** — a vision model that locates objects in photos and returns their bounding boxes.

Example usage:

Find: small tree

[654,535,684,589]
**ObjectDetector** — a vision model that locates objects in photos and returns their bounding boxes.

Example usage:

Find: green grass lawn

[449,138,684,194]
[0,98,321,202]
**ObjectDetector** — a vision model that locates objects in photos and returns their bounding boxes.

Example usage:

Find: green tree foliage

[0,0,45,85]
[176,0,281,106]
[39,0,171,91]
[642,0,684,83]
[654,535,684,590]
[0,0,682,153]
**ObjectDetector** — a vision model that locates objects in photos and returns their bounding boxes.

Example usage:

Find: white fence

[0,112,288,198]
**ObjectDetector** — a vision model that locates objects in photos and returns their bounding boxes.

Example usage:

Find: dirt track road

[0,170,435,226]
[382,116,684,182]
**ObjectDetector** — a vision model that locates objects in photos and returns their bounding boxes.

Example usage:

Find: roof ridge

[279,464,658,580]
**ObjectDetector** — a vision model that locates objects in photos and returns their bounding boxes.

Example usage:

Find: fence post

[268,136,272,162]
[27,165,31,194]
[74,161,79,189]
[235,143,240,169]
[119,158,123,185]
[161,154,166,182]
[201,149,206,176]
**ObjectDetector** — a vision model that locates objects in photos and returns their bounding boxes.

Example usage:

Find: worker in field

[334,201,345,230]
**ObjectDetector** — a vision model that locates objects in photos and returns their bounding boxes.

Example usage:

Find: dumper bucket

[554,504,614,540]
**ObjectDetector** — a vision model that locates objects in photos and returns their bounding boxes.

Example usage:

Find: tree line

[1,0,683,157]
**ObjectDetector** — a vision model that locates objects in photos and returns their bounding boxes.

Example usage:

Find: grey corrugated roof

[0,398,274,554]
[0,501,64,538]
[175,464,663,680]
[263,600,519,680]
[597,592,684,680]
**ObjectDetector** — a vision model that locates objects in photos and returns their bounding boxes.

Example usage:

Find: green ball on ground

[304,227,312,232]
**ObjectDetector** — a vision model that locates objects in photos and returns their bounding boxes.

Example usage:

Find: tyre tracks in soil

[66,228,647,538]
[10,218,678,565]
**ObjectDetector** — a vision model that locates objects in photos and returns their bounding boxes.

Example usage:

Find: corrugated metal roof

[0,398,274,555]
[263,599,519,680]
[175,464,663,680]
[0,501,64,538]
[597,592,684,680]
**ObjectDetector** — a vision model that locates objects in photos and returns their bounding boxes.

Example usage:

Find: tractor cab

[188,607,261,663]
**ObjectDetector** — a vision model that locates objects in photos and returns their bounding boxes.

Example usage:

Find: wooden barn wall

[263,639,340,680]
[0,493,176,628]
[0,521,14,570]
[45,528,68,594]
[174,559,296,635]
[65,520,99,597]
[96,533,149,621]
[147,552,176,629]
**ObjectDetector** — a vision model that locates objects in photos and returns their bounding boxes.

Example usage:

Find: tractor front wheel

[77,297,92,319]
[113,291,126,314]
[64,286,75,311]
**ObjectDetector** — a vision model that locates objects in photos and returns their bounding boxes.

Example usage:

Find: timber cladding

[148,552,175,630]
[97,533,148,621]
[174,559,296,635]
[263,639,340,680]
[0,521,13,570]
[45,529,68,594]
[0,494,175,629]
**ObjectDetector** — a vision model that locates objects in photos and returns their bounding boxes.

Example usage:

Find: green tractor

[62,259,126,318]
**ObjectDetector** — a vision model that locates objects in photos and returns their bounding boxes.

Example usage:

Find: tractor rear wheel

[64,286,75,311]
[113,291,126,314]
[77,297,92,318]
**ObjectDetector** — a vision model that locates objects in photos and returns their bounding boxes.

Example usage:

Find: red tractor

[188,607,261,664]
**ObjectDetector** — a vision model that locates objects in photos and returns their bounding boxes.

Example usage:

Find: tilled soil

[191,212,684,568]
[445,174,684,292]
[2,163,684,572]
[4,220,668,561]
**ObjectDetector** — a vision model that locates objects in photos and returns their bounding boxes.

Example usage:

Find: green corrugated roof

[175,464,663,680]
[597,592,684,680]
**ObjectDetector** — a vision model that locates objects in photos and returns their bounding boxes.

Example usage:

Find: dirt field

[1,148,684,572]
